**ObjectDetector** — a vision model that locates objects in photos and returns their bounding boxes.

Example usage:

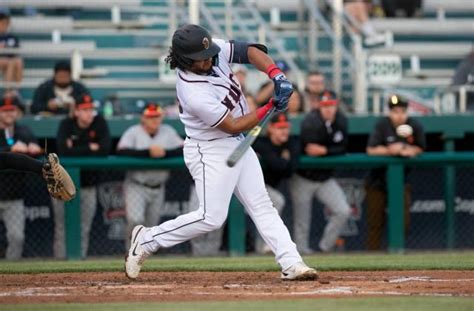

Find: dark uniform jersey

[297,109,348,182]
[253,136,299,188]
[56,115,111,186]
[0,124,38,200]
[366,116,426,190]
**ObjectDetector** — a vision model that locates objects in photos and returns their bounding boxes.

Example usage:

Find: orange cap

[143,103,162,117]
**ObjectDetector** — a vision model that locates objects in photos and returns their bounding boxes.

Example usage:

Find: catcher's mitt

[42,153,76,201]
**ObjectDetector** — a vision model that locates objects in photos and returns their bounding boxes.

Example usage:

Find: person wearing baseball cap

[117,103,184,246]
[290,90,351,254]
[52,94,111,258]
[365,94,426,250]
[0,96,41,259]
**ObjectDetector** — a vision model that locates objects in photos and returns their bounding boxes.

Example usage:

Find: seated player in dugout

[30,61,89,116]
[53,94,111,258]
[116,103,183,247]
[0,98,76,204]
[253,112,299,254]
[290,91,351,254]
[0,12,23,95]
[125,24,317,281]
[365,95,426,250]
[0,96,40,259]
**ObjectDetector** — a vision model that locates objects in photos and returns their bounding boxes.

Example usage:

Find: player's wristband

[266,64,283,79]
[256,100,273,121]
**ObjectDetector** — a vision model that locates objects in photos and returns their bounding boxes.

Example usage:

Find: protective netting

[0,165,472,259]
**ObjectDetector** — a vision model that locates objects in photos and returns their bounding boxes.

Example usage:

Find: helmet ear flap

[212,55,219,67]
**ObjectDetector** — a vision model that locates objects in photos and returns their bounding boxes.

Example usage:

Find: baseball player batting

[125,24,317,281]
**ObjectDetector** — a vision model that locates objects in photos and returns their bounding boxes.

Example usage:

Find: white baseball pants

[0,199,25,259]
[140,136,302,270]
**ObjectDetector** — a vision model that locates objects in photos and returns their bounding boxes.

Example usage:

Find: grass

[0,251,473,274]
[1,297,473,311]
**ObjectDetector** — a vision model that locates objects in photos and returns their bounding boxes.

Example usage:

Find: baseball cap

[54,60,71,73]
[0,96,21,111]
[270,112,290,128]
[74,94,94,109]
[388,94,408,109]
[318,90,338,106]
[142,103,162,118]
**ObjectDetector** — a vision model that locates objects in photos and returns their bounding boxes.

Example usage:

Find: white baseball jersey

[176,39,250,141]
[117,124,183,185]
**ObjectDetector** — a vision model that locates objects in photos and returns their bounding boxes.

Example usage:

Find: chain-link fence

[1,164,473,259]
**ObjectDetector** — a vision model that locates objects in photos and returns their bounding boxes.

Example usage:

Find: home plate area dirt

[0,270,473,304]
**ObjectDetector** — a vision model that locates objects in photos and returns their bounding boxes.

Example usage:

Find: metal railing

[304,0,368,112]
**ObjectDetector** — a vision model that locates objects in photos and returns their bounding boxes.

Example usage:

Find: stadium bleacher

[0,0,472,113]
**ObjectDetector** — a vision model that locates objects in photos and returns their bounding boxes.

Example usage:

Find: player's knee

[204,214,227,231]
[13,57,23,67]
[8,231,24,246]
[126,213,145,226]
[336,204,351,219]
[272,195,286,213]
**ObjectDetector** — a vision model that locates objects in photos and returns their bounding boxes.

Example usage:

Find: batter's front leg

[233,148,302,271]
[139,141,239,253]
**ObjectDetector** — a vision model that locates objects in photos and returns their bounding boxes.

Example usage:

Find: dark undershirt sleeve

[164,147,183,158]
[229,40,268,64]
[0,152,43,175]
[116,148,150,157]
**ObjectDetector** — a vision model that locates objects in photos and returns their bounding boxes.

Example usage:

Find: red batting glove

[266,64,284,79]
[256,99,274,121]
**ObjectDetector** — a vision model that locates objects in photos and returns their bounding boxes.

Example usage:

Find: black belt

[186,133,242,141]
[131,179,162,189]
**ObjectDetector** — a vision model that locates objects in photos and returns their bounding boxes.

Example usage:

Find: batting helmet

[172,24,220,60]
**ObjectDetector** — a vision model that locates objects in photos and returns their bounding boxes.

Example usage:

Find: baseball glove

[42,153,76,201]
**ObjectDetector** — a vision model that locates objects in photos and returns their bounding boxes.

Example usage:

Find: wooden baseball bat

[226,105,276,167]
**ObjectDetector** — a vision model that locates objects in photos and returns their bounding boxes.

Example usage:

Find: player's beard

[191,59,213,75]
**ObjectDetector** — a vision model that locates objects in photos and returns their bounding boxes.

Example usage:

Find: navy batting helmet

[172,24,220,61]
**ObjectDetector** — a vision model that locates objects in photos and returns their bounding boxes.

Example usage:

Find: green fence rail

[59,152,474,259]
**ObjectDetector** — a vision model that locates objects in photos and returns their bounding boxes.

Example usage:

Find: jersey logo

[203,37,210,49]
[220,83,241,111]
[333,131,343,143]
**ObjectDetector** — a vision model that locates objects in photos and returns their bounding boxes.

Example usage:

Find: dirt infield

[0,270,472,304]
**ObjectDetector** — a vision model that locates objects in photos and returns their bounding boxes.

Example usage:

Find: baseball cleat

[281,262,318,281]
[125,225,149,279]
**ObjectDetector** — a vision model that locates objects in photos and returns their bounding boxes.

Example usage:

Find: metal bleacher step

[372,18,474,36]
[404,69,455,78]
[2,0,141,9]
[4,78,173,89]
[368,42,473,59]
